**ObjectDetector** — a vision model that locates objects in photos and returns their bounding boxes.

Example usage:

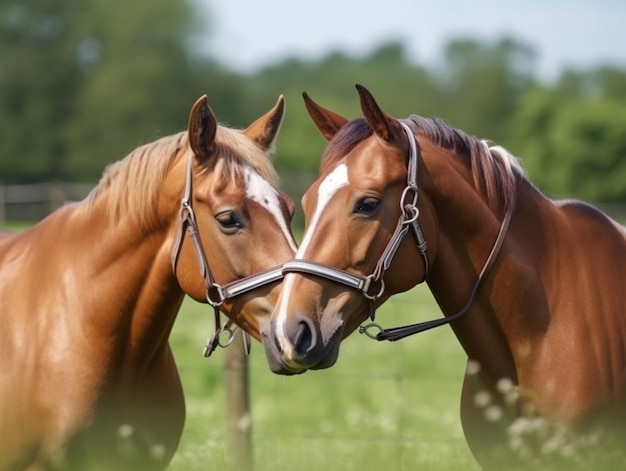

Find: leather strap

[360,178,517,341]
[170,154,285,357]
[280,121,429,309]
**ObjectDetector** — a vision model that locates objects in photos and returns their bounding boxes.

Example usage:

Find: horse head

[261,85,436,374]
[170,95,297,344]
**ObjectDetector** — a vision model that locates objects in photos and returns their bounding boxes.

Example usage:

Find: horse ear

[244,95,286,151]
[303,92,348,142]
[188,94,217,162]
[356,84,403,144]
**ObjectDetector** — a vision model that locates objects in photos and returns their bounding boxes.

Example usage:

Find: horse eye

[215,211,242,234]
[353,197,380,216]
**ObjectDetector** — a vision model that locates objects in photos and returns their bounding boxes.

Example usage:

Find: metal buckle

[402,204,419,225]
[205,284,225,307]
[202,326,235,357]
[362,275,385,301]
[400,185,418,209]
[358,322,384,340]
[179,198,193,222]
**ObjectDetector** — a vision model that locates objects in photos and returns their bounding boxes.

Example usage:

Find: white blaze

[275,163,349,357]
[243,165,297,252]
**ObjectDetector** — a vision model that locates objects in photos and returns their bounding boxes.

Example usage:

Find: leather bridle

[281,121,517,342]
[170,155,286,357]
[282,122,428,303]
[172,119,517,354]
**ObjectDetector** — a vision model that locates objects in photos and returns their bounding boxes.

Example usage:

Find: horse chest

[0,347,184,471]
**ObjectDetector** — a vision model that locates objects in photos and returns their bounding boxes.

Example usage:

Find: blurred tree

[0,0,207,183]
[595,66,626,101]
[436,37,536,144]
[249,41,437,175]
[62,0,202,180]
[552,99,626,202]
[0,3,82,181]
[514,87,626,202]
[1,8,624,208]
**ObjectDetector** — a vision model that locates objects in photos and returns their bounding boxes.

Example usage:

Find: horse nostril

[292,317,316,355]
[293,322,312,354]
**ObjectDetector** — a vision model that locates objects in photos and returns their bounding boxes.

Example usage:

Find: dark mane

[405,115,522,214]
[321,115,522,215]
[320,119,373,170]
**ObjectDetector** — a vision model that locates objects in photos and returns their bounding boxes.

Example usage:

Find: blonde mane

[88,126,279,228]
[212,126,280,187]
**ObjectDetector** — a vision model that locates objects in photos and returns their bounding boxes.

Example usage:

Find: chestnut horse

[261,85,626,467]
[0,95,296,471]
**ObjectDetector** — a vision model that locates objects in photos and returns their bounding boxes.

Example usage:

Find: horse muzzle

[260,314,344,375]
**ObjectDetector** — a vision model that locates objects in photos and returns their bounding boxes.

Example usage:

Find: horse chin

[262,347,340,376]
[308,345,341,370]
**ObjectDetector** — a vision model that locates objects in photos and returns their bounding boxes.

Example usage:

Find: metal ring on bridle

[362,276,385,301]
[206,284,225,307]
[402,204,419,224]
[218,326,236,348]
[358,322,384,340]
[400,185,418,209]
[179,199,193,221]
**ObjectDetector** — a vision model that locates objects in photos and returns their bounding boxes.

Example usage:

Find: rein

[282,121,517,342]
[361,180,517,341]
[170,155,284,357]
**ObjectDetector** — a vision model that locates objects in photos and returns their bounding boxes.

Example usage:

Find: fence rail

[1,181,624,227]
[0,182,94,226]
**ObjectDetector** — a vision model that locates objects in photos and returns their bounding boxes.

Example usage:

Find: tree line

[1,0,625,207]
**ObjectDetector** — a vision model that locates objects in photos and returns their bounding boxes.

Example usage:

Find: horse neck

[422,155,524,385]
[71,196,184,370]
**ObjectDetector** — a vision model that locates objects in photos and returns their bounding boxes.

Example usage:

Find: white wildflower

[117,424,134,438]
[473,390,492,408]
[466,359,481,376]
[484,405,503,422]
[151,443,167,461]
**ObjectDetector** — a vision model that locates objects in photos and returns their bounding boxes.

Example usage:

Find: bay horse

[0,94,296,471]
[261,85,626,467]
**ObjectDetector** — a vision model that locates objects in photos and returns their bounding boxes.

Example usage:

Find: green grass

[2,221,476,469]
[5,210,625,470]
[168,288,478,471]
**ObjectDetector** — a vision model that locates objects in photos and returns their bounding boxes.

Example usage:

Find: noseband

[281,122,428,317]
[171,155,285,357]
[281,121,517,342]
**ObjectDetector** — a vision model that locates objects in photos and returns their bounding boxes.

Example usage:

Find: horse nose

[270,313,320,368]
[289,315,317,356]
[262,307,344,374]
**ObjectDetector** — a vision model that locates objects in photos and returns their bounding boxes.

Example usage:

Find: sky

[194,0,626,81]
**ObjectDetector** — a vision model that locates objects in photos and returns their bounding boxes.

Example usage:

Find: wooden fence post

[223,330,253,471]
[47,182,66,213]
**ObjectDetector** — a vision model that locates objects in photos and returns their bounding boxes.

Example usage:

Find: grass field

[168,288,479,471]
[5,213,624,470]
[0,222,476,469]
